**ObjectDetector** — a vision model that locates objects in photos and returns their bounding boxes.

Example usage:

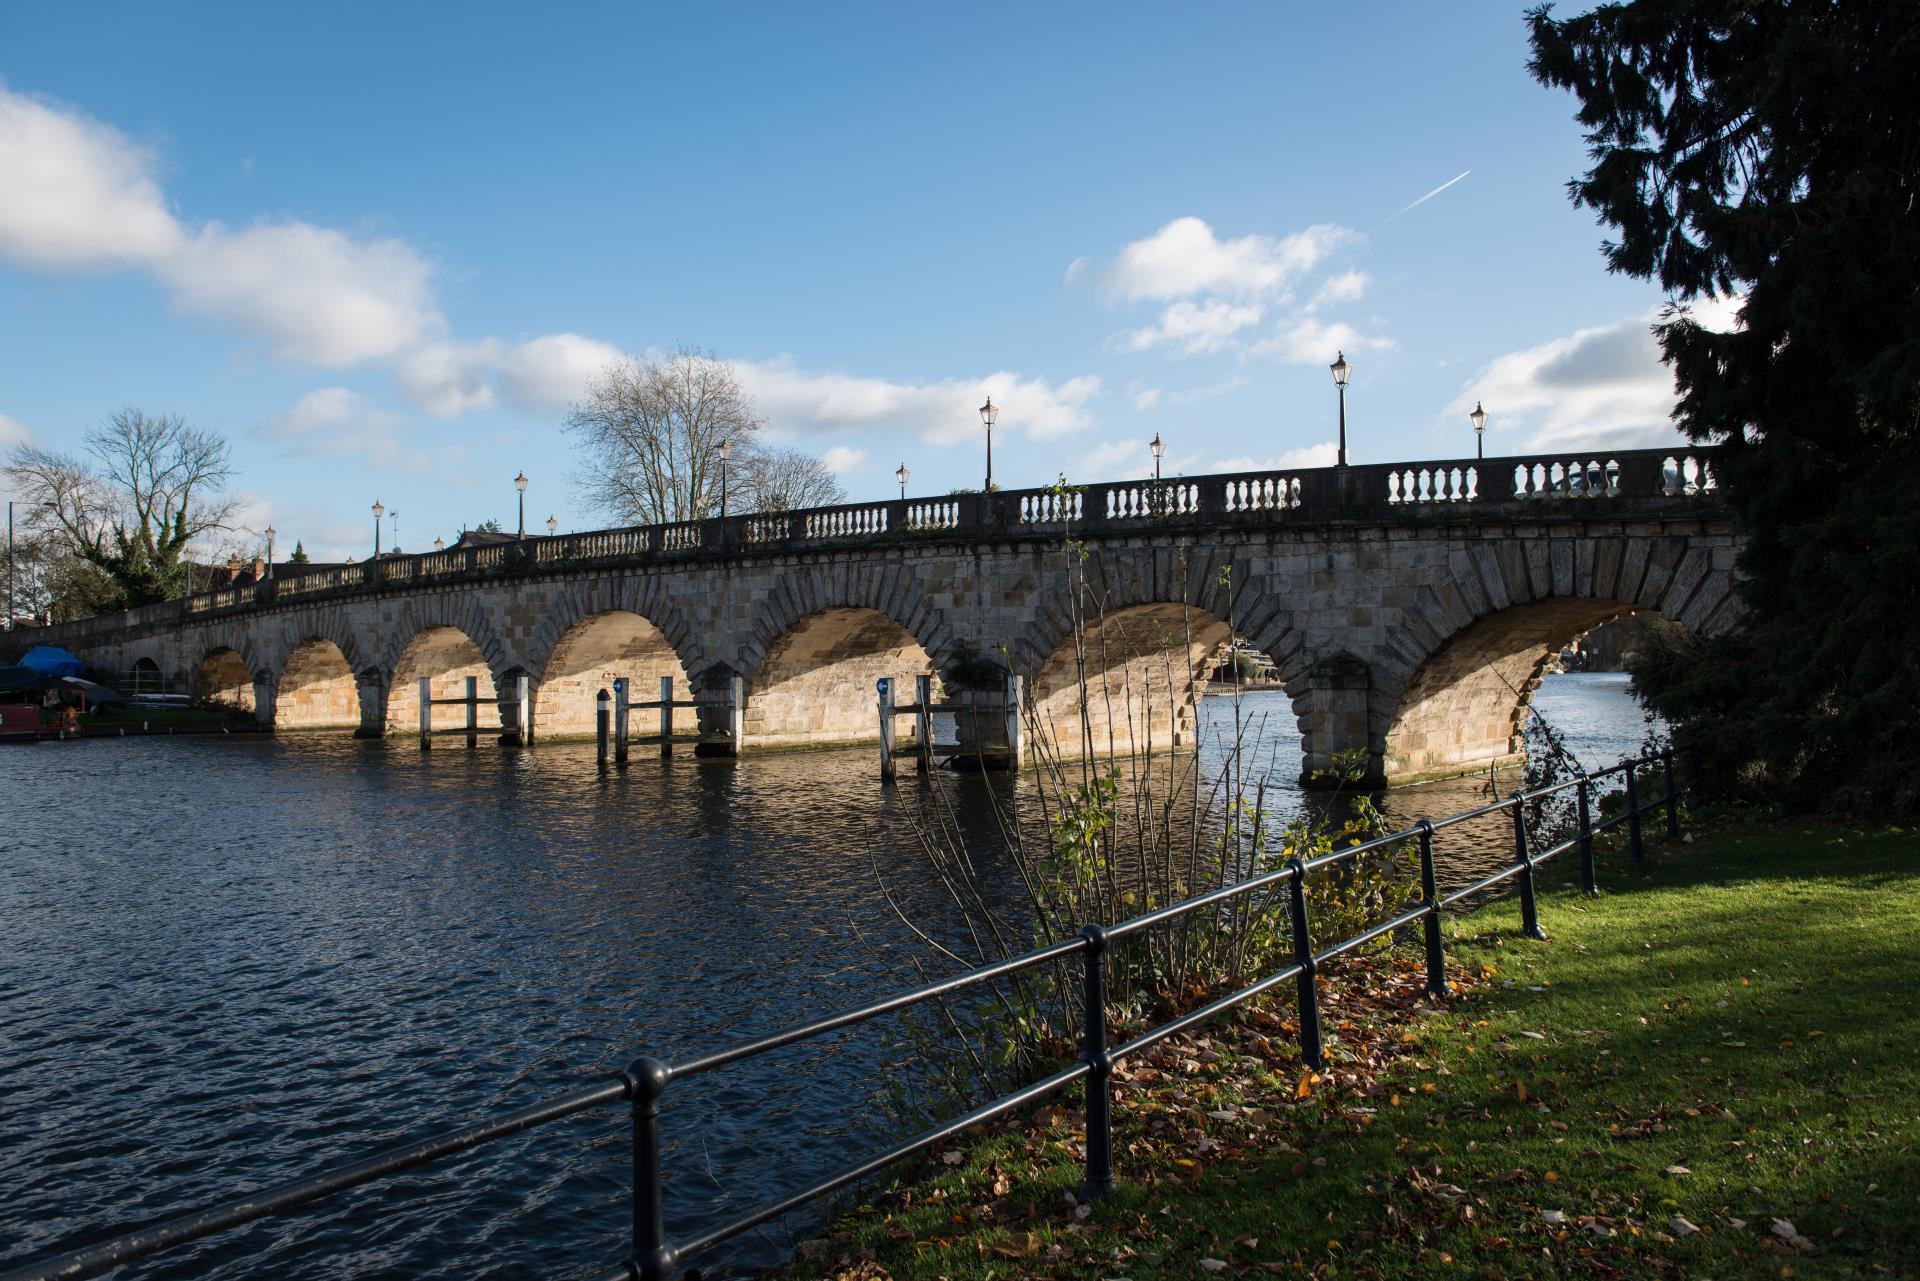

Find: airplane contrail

[1382,169,1471,224]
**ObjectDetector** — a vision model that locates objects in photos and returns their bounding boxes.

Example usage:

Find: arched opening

[192,647,254,712]
[1030,603,1234,759]
[1382,598,1663,785]
[386,626,500,737]
[277,637,359,731]
[748,607,934,749]
[533,611,697,740]
[130,657,163,696]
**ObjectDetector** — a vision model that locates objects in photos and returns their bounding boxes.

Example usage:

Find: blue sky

[0,2,1702,561]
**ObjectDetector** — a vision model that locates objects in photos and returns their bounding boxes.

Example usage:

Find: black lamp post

[372,500,384,558]
[546,515,558,536]
[896,462,910,500]
[1470,401,1488,459]
[264,525,275,579]
[390,509,399,555]
[717,439,733,518]
[1150,432,1164,482]
[1329,351,1352,467]
[514,472,528,537]
[979,396,998,492]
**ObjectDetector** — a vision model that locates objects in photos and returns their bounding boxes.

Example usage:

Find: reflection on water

[0,672,1651,1279]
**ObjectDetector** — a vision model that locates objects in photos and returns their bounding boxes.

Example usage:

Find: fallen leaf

[1200,1259,1228,1273]
[1669,1215,1700,1236]
[1665,1165,1692,1176]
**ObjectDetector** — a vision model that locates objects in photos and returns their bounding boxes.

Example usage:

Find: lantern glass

[513,471,528,493]
[1329,352,1351,386]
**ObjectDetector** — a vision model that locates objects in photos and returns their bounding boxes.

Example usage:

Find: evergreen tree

[288,541,310,564]
[1529,1,1920,813]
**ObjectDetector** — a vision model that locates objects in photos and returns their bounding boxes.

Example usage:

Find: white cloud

[1308,268,1368,310]
[0,411,31,449]
[497,333,624,410]
[395,341,499,417]
[395,332,625,417]
[734,358,1100,444]
[1063,255,1091,286]
[1212,441,1339,471]
[1446,311,1685,452]
[1252,316,1394,365]
[0,84,443,368]
[158,222,441,366]
[820,445,867,474]
[1132,386,1163,411]
[0,84,185,269]
[256,386,461,473]
[1097,216,1351,301]
[1111,298,1264,355]
[1077,439,1151,478]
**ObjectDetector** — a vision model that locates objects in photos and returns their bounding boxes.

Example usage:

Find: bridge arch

[191,646,255,712]
[531,609,699,740]
[1027,601,1238,758]
[745,606,939,749]
[384,624,506,738]
[276,636,362,731]
[1365,532,1739,784]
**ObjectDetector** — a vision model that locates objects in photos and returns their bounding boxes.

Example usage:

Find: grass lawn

[792,820,1919,1280]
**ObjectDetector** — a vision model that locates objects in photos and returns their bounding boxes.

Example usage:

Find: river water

[0,673,1652,1279]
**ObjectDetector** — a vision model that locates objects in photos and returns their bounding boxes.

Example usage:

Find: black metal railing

[0,748,1684,1281]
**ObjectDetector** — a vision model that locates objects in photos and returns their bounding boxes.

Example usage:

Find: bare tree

[734,442,847,512]
[564,347,847,523]
[4,408,238,608]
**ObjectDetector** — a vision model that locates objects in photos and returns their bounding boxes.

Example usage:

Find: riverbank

[789,819,1920,1280]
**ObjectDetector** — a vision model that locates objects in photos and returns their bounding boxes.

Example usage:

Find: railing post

[1286,858,1323,1069]
[1622,755,1646,865]
[915,673,933,775]
[464,675,478,749]
[659,676,673,759]
[1576,771,1597,897]
[876,677,895,782]
[418,675,432,752]
[1512,792,1548,940]
[1416,820,1447,998]
[1661,746,1681,836]
[1079,923,1114,1200]
[614,677,630,764]
[623,1056,676,1281]
[597,687,611,768]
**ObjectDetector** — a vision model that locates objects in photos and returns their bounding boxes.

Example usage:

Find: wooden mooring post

[418,675,431,751]
[613,677,630,764]
[596,687,611,766]
[659,676,674,758]
[914,673,933,775]
[876,677,896,782]
[464,675,478,749]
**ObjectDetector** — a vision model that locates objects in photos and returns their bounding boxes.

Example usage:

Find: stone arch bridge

[8,449,1737,786]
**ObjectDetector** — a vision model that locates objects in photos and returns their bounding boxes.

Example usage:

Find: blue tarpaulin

[17,646,85,677]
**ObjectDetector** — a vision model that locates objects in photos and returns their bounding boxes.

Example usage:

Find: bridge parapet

[4,446,1723,657]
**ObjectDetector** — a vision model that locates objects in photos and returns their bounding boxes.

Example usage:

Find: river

[0,672,1653,1279]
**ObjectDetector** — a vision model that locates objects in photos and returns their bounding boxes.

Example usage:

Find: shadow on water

[0,672,1651,1279]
